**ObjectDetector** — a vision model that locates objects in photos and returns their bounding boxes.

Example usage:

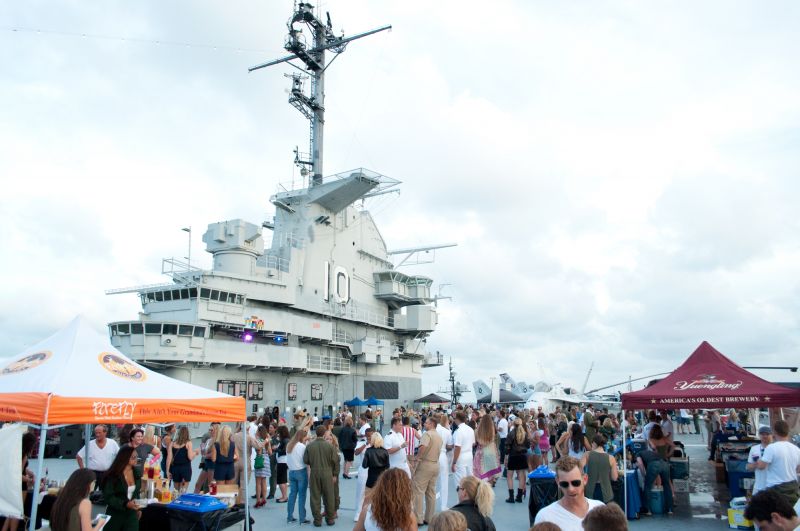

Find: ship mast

[249,3,391,187]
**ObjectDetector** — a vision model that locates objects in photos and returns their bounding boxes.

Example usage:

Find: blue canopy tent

[344,396,368,407]
[365,396,384,406]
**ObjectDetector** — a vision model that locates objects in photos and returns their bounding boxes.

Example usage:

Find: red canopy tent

[619,341,800,518]
[622,341,800,410]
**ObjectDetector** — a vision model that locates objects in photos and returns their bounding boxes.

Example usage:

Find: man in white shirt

[497,410,509,465]
[534,455,604,530]
[76,424,119,488]
[384,418,411,478]
[747,426,774,495]
[358,414,371,440]
[435,413,455,511]
[755,420,800,505]
[660,410,674,444]
[450,411,475,485]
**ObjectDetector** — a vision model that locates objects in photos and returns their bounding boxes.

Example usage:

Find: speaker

[59,426,84,458]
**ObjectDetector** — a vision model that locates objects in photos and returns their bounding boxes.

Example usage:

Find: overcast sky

[2,1,800,396]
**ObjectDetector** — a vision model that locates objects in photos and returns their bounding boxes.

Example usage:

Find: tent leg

[29,424,48,531]
[622,410,627,519]
[243,416,250,531]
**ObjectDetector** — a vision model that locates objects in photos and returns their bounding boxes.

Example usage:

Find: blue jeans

[288,469,308,521]
[643,460,673,513]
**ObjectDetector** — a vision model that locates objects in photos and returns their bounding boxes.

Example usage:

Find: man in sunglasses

[746,426,773,495]
[534,456,604,529]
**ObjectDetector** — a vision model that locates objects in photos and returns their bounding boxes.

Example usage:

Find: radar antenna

[249,3,391,186]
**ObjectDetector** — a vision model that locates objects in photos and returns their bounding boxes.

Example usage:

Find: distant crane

[580,361,594,395]
[437,357,469,406]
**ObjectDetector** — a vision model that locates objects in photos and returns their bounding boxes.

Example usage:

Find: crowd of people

[5,402,799,531]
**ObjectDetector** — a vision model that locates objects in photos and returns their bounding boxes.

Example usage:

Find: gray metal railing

[328,303,393,328]
[307,354,350,373]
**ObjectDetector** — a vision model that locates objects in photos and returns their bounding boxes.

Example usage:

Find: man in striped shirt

[402,415,421,470]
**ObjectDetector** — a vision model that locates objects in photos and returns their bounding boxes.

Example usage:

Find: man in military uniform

[304,425,340,526]
[583,404,598,443]
[413,416,443,525]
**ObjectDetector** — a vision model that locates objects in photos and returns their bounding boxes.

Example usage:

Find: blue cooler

[168,493,227,513]
[727,471,754,498]
[648,487,665,515]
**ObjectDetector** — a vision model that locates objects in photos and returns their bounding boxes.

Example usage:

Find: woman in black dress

[275,425,291,502]
[504,418,530,503]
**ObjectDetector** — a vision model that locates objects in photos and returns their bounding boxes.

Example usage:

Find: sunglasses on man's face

[558,480,583,489]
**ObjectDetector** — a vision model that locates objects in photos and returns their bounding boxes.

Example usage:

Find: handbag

[254,453,265,470]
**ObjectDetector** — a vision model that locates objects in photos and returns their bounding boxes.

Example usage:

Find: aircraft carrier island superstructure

[106,3,447,416]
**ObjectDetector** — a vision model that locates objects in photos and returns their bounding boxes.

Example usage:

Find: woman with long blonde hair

[143,425,160,449]
[504,417,530,503]
[473,414,501,486]
[355,468,417,531]
[211,425,238,485]
[451,476,496,531]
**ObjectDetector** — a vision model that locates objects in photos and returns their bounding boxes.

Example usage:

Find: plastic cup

[146,467,155,479]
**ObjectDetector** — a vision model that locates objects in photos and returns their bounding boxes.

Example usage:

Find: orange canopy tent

[0,316,246,529]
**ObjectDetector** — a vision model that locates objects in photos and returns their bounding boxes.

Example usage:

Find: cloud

[2,0,800,397]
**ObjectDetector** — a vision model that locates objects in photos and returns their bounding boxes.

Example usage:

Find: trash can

[169,508,226,531]
[528,476,558,526]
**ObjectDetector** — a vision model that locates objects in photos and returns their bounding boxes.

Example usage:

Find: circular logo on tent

[98,352,147,382]
[1,351,52,375]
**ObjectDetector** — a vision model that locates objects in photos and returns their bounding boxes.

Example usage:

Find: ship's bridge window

[236,295,244,304]
[200,288,210,299]
[180,289,189,299]
[146,293,156,303]
[193,326,206,338]
[172,289,181,300]
[144,323,162,334]
[210,290,220,300]
[189,288,198,298]
[164,291,173,301]
[227,293,236,304]
[179,325,193,336]
[163,324,178,335]
[131,323,143,334]
[117,323,130,335]
[155,292,163,302]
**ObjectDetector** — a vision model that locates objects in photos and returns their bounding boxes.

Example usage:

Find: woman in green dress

[102,446,141,531]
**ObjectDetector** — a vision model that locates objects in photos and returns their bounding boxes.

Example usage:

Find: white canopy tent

[0,316,247,530]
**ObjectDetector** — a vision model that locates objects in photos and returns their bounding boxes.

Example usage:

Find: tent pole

[29,395,52,531]
[622,409,627,519]
[29,423,48,531]
[243,415,250,531]
[84,424,91,467]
